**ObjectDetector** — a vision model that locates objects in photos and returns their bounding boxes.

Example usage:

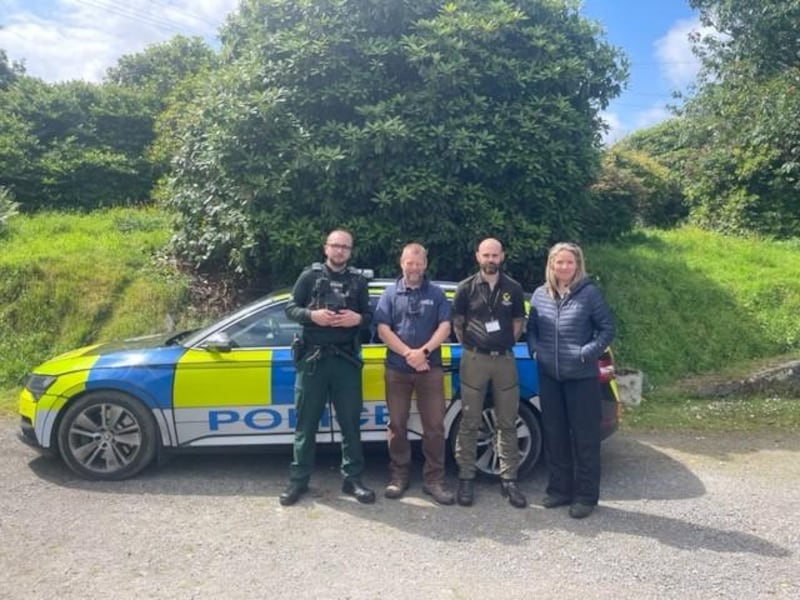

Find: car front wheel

[56,391,157,481]
[449,399,542,479]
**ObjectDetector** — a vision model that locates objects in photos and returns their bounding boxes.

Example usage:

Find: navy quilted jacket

[526,277,615,381]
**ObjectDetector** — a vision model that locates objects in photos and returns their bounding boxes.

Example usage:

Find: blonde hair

[545,242,586,297]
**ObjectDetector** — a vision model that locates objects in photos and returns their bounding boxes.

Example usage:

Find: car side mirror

[202,332,234,353]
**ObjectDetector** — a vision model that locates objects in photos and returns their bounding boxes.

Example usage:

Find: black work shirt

[451,271,525,352]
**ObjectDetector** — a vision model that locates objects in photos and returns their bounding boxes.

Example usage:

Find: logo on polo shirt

[501,292,512,306]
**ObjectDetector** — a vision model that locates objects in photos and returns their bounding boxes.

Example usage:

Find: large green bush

[164,0,628,288]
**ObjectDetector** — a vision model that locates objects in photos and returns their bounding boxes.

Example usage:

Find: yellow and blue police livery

[18,280,620,481]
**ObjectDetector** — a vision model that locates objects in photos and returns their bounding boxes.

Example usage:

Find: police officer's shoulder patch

[311,262,324,271]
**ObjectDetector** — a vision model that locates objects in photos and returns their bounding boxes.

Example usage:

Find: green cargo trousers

[289,351,365,484]
[455,349,520,480]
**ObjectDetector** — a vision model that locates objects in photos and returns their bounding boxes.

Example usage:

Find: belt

[464,346,513,357]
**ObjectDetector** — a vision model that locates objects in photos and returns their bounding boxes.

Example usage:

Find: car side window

[222,303,302,348]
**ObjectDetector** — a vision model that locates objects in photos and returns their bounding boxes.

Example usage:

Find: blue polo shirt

[374,277,451,373]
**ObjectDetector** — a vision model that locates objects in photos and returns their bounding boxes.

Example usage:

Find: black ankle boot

[279,481,308,506]
[500,480,527,509]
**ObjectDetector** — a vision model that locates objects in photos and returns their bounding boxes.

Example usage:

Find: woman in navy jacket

[527,242,615,518]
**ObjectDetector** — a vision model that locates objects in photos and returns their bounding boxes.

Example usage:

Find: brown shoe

[422,481,455,505]
[384,480,409,499]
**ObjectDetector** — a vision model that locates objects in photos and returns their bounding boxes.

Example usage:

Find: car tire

[449,399,542,479]
[56,391,157,481]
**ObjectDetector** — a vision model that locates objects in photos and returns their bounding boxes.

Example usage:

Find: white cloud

[599,111,625,146]
[634,105,672,130]
[0,0,239,83]
[601,103,675,145]
[654,16,710,88]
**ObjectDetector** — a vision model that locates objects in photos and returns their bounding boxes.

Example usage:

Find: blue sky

[582,0,705,142]
[0,0,707,142]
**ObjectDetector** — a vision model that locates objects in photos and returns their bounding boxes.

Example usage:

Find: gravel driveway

[1,419,798,600]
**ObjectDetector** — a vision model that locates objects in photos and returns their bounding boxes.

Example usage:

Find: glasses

[326,243,352,251]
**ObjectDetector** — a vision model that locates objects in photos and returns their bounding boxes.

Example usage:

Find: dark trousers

[289,353,364,484]
[538,369,602,505]
[385,366,446,485]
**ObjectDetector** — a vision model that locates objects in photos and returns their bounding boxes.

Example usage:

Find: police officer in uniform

[279,229,376,506]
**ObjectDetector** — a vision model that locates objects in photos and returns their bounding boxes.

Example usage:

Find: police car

[18,280,620,481]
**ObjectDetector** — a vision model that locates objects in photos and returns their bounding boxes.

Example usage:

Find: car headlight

[24,374,57,401]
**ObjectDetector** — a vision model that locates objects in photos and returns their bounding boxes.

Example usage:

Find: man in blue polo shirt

[375,243,455,505]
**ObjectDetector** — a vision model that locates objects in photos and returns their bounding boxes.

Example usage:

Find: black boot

[279,481,308,506]
[457,478,474,506]
[342,479,376,504]
[500,480,527,509]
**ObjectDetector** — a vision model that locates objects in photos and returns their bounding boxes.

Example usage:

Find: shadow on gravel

[20,433,792,554]
[25,432,707,503]
[578,505,790,557]
[573,505,791,557]
[600,433,707,501]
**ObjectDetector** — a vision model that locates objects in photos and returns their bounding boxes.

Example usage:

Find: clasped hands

[310,308,362,328]
[403,347,430,372]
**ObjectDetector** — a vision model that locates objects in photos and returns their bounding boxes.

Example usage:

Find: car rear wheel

[56,391,157,481]
[449,400,542,479]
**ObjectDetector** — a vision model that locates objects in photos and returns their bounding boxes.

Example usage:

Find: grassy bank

[590,228,800,386]
[1,213,798,426]
[0,208,193,400]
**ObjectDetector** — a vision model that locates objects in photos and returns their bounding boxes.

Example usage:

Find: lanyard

[479,281,501,318]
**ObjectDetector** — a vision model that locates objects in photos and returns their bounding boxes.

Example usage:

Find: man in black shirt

[451,238,527,508]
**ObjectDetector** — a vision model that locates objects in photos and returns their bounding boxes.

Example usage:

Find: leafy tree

[0,36,217,211]
[0,78,151,209]
[672,0,800,237]
[0,48,25,89]
[165,0,627,288]
[689,0,800,77]
[595,147,686,228]
[105,35,217,101]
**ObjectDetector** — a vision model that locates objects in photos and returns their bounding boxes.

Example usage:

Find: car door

[170,297,336,447]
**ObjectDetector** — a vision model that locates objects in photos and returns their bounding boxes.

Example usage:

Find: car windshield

[180,293,289,348]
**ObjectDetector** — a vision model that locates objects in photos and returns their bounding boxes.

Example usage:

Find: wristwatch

[422,348,430,356]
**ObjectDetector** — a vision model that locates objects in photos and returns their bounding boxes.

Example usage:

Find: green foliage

[597,147,686,228]
[591,227,800,385]
[679,72,800,237]
[165,0,628,287]
[0,48,24,89]
[689,0,800,76]
[105,35,217,100]
[0,208,192,390]
[0,78,153,209]
[623,392,800,431]
[664,0,800,238]
[0,37,218,212]
[2,214,799,417]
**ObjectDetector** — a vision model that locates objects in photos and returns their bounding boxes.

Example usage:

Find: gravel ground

[1,420,798,600]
